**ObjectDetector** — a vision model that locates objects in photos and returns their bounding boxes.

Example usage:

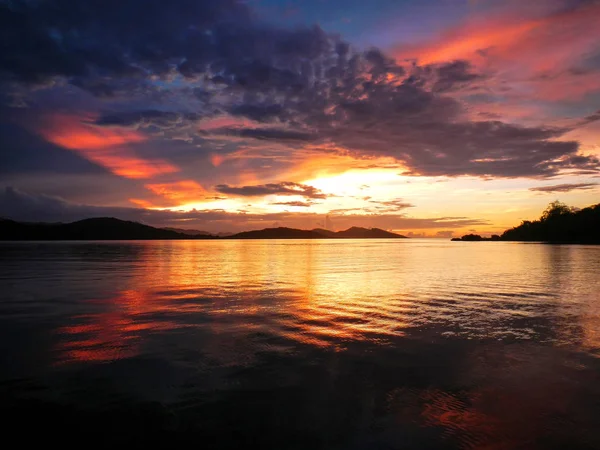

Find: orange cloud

[394,3,600,102]
[40,114,179,179]
[210,153,226,167]
[397,18,540,66]
[198,115,258,131]
[145,180,206,204]
[129,198,155,208]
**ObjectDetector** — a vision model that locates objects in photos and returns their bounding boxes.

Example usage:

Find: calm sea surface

[1,239,600,448]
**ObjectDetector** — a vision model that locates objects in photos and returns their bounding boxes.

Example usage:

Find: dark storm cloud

[1,0,598,179]
[431,60,483,93]
[94,110,194,128]
[0,0,250,86]
[529,183,598,193]
[0,187,488,232]
[214,128,315,142]
[215,182,328,199]
[230,104,286,122]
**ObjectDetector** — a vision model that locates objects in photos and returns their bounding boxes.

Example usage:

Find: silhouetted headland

[0,218,406,240]
[230,226,406,239]
[0,217,218,240]
[452,201,600,244]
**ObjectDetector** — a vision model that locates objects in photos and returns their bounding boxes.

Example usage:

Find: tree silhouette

[501,201,599,243]
[540,201,573,222]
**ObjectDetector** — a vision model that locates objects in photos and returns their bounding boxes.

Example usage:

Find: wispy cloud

[271,201,313,207]
[529,183,598,193]
[215,182,328,199]
[39,114,178,179]
[393,2,600,101]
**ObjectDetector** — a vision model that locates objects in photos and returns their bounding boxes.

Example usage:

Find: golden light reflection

[53,241,416,363]
[54,241,600,366]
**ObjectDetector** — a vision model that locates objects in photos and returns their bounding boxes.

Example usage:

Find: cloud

[94,110,196,129]
[579,109,600,127]
[271,201,313,207]
[213,128,315,142]
[368,199,415,212]
[38,114,179,179]
[529,183,599,193]
[230,104,285,123]
[215,182,328,199]
[432,60,484,93]
[0,0,251,88]
[0,186,488,232]
[145,181,206,204]
[1,0,598,183]
[393,1,600,102]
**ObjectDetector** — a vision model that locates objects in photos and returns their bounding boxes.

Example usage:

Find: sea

[1,239,599,448]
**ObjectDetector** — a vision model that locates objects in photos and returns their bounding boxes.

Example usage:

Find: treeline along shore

[452,201,600,244]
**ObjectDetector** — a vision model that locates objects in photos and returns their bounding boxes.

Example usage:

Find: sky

[0,0,599,235]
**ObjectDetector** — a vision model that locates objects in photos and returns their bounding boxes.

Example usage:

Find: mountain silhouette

[229,226,406,239]
[311,228,337,237]
[230,227,326,239]
[0,217,215,240]
[0,218,407,240]
[333,226,404,238]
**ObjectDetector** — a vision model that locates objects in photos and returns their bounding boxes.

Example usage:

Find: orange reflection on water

[410,345,586,450]
[55,289,178,364]
[55,240,600,365]
[123,240,412,349]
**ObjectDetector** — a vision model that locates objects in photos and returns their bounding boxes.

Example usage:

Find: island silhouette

[2,201,598,242]
[0,218,406,240]
[452,201,600,244]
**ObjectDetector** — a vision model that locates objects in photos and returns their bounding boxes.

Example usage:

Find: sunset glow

[2,2,600,446]
[1,0,598,235]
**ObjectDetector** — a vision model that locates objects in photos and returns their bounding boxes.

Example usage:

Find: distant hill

[0,218,407,241]
[334,226,405,238]
[230,227,326,239]
[163,227,214,236]
[311,228,337,237]
[230,226,406,239]
[0,217,216,240]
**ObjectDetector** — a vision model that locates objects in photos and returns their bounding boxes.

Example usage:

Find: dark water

[1,240,600,448]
